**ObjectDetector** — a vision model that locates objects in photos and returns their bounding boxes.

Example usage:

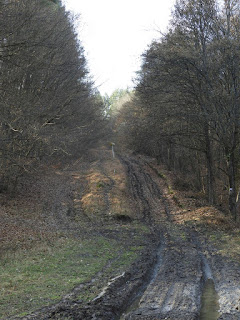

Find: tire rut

[119,155,170,225]
[118,155,206,320]
[118,155,240,319]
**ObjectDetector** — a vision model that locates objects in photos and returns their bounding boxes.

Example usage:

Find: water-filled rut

[119,155,221,320]
[200,279,220,320]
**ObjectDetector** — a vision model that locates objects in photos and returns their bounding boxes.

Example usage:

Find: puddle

[200,279,220,320]
[119,249,220,320]
[119,295,142,320]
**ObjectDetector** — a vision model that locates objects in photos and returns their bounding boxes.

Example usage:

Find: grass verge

[0,221,151,319]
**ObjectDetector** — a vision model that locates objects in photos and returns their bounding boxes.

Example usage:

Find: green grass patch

[0,220,151,319]
[96,181,105,188]
[0,236,129,319]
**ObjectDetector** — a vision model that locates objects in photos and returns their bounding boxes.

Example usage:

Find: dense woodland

[112,0,240,221]
[0,0,105,191]
[1,0,240,222]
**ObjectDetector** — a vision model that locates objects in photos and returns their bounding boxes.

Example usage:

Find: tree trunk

[205,124,216,205]
[228,153,238,220]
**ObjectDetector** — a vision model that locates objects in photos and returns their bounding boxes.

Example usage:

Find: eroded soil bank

[3,150,240,320]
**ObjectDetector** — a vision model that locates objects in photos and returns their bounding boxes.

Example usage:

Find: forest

[1,0,240,319]
[115,0,240,221]
[0,0,105,192]
[1,0,240,220]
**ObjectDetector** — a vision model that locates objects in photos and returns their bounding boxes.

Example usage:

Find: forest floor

[0,145,240,319]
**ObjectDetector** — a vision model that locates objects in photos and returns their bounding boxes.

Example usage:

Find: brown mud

[13,153,240,320]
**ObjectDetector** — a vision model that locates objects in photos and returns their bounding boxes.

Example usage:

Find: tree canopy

[116,0,240,221]
[0,0,104,191]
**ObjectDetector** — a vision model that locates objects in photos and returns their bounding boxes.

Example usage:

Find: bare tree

[119,0,240,220]
[0,0,104,192]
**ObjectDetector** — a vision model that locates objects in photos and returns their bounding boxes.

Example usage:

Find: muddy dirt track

[119,156,203,320]
[120,155,240,320]
[17,154,240,320]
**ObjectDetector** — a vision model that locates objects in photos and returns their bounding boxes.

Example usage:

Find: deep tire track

[119,155,170,225]
[119,155,206,320]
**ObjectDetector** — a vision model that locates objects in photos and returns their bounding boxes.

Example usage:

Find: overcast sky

[63,0,176,95]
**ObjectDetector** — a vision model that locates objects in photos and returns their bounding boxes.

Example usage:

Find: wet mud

[16,154,240,320]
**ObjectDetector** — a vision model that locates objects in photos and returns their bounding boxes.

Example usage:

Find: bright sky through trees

[63,0,176,95]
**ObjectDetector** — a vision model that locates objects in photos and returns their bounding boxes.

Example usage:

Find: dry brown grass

[80,147,133,220]
[145,156,240,261]
[0,145,134,258]
[0,198,59,257]
[173,206,233,230]
[146,159,235,227]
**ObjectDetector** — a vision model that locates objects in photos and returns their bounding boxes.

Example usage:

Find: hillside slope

[1,146,240,319]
